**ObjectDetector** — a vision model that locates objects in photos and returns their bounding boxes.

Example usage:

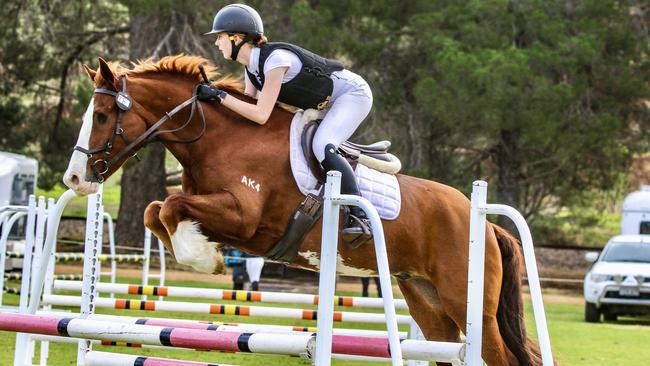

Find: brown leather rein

[74,75,206,183]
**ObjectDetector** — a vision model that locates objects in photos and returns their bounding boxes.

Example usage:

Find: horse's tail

[492,224,543,366]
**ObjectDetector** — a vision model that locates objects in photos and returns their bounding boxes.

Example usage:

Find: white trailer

[0,151,37,207]
[0,151,38,270]
[621,185,650,235]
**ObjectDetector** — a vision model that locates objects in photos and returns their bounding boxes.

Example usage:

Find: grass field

[1,275,649,365]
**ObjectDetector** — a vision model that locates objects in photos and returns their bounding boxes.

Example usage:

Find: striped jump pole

[42,294,413,325]
[6,273,83,281]
[85,351,235,366]
[82,313,408,339]
[32,333,397,363]
[3,286,20,295]
[53,280,409,309]
[6,252,147,263]
[31,334,196,352]
[0,312,464,362]
[0,312,313,357]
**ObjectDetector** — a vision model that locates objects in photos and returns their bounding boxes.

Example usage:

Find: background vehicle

[583,235,650,322]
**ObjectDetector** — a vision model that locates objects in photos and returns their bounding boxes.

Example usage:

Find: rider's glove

[197,84,227,103]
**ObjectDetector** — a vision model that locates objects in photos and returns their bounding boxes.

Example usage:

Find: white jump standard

[4,173,554,365]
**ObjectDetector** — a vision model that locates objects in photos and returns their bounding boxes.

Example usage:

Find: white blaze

[62,99,100,195]
[297,251,377,276]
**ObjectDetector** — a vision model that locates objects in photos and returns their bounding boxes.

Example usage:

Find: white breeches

[312,70,373,162]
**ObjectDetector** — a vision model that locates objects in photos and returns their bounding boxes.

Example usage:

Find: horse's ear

[98,57,116,88]
[81,64,97,81]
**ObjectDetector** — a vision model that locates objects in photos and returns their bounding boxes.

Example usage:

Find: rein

[75,76,206,183]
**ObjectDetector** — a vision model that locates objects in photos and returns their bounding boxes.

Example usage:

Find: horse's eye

[95,113,108,125]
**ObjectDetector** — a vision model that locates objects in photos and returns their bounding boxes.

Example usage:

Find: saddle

[300,120,401,183]
[266,111,403,263]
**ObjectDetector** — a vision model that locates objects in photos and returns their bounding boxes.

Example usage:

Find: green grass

[37,151,182,219]
[2,279,649,365]
[525,301,650,365]
[36,170,122,218]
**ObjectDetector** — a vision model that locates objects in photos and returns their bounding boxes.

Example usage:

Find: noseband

[74,76,206,183]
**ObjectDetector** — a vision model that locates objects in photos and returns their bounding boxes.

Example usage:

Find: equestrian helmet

[204,4,264,40]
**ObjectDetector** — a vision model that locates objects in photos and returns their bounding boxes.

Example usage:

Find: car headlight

[589,273,611,283]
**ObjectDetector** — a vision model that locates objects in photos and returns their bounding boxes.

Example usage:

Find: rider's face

[214,33,231,59]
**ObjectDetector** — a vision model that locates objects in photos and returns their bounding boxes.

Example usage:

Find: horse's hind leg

[438,290,518,365]
[431,234,520,365]
[397,278,460,366]
[155,193,231,275]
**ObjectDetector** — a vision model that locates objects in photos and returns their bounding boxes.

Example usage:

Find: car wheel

[585,302,601,322]
[603,311,617,321]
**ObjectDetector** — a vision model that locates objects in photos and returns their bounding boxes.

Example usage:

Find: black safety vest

[245,42,344,110]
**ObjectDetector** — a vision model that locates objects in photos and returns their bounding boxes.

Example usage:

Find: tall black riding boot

[322,144,372,248]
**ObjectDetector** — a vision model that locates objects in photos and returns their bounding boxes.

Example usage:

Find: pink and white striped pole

[84,351,235,366]
[0,312,464,362]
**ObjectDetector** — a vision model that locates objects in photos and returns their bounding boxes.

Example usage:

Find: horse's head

[63,58,152,195]
[63,55,248,195]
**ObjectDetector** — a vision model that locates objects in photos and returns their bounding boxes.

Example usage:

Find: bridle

[74,75,207,183]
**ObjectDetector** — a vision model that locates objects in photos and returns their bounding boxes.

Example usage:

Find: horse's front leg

[144,200,174,257]
[157,191,260,274]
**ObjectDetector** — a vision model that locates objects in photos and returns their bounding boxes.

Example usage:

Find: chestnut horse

[63,55,542,365]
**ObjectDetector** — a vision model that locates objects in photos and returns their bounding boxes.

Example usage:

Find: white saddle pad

[289,109,401,220]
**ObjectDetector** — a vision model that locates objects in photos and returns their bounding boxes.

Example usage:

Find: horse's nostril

[71,174,80,186]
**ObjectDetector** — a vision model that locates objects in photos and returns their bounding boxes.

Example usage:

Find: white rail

[466,181,553,365]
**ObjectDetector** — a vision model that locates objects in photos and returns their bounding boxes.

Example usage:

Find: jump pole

[31,334,394,363]
[41,294,413,324]
[36,311,408,338]
[0,312,463,362]
[85,351,236,366]
[52,280,409,309]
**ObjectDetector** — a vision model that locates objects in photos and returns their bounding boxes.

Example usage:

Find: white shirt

[244,46,368,104]
[245,47,302,85]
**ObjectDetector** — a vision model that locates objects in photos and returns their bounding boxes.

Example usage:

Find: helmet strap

[229,34,249,61]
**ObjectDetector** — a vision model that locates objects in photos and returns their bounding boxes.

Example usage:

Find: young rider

[198,3,373,248]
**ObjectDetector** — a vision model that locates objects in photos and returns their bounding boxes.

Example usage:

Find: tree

[115,1,216,245]
[282,0,649,232]
[410,0,649,221]
[0,0,129,188]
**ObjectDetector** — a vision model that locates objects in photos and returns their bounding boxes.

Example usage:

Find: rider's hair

[254,35,268,47]
[232,33,267,47]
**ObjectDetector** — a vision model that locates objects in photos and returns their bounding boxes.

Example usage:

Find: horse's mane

[96,54,295,113]
[97,54,244,95]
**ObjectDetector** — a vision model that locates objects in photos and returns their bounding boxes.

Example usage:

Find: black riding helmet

[204,4,264,61]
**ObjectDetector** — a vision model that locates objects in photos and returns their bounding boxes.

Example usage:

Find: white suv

[583,235,650,322]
